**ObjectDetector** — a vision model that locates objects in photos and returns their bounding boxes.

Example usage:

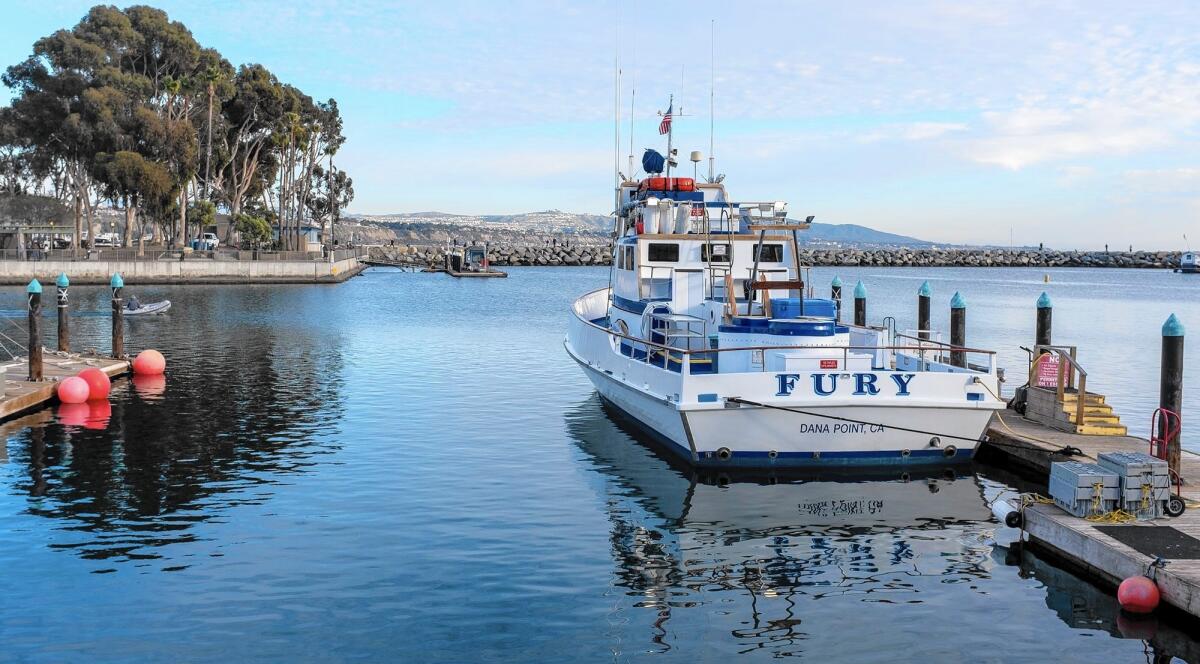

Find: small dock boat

[445,243,506,278]
[125,300,171,316]
[564,110,1005,468]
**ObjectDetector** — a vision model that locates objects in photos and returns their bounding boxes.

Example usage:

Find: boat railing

[574,294,996,377]
[1027,345,1088,425]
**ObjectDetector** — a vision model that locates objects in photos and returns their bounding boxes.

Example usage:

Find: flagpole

[665,93,674,178]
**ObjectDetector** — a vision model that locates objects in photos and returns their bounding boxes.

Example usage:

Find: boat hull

[574,353,990,468]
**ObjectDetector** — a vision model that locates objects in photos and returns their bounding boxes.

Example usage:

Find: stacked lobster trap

[1097,452,1171,520]
[1048,461,1119,518]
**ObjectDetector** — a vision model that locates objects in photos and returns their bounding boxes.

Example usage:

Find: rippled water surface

[0,266,1196,662]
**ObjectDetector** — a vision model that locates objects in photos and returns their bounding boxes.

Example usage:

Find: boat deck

[983,409,1200,619]
[0,354,131,422]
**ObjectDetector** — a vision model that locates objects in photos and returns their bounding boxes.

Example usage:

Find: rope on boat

[724,396,986,445]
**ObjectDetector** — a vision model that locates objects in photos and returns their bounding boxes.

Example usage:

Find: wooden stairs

[1026,387,1128,436]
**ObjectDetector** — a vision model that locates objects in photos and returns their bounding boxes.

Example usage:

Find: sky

[3,1,1200,249]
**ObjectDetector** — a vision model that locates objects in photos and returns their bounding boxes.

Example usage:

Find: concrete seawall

[0,256,364,284]
[371,245,1187,269]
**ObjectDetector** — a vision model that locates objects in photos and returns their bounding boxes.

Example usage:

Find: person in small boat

[126,294,142,311]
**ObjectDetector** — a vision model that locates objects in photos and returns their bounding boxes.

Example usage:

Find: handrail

[573,288,996,360]
[1028,345,1088,426]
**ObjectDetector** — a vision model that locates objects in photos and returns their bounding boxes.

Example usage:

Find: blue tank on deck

[771,298,837,319]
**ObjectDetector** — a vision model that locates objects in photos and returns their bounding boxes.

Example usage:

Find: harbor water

[0,266,1196,662]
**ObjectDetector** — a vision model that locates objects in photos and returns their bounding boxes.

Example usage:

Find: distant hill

[802,223,935,248]
[346,210,942,247]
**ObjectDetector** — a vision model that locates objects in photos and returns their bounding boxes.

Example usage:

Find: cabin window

[647,243,679,262]
[753,244,784,262]
[619,245,635,270]
[701,243,732,262]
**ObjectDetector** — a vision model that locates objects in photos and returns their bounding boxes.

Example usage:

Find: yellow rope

[1086,509,1138,524]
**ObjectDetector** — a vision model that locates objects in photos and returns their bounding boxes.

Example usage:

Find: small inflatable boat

[126,300,171,316]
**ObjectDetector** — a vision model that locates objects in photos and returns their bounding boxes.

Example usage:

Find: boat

[445,243,506,278]
[564,104,1006,469]
[1176,251,1198,274]
[125,300,171,316]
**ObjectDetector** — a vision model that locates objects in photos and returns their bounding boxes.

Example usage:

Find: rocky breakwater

[798,248,1183,268]
[367,244,1184,269]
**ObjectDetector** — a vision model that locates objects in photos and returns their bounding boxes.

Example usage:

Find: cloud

[1122,167,1200,193]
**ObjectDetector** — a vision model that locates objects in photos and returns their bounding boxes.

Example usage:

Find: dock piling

[1036,292,1052,347]
[831,276,842,323]
[110,273,124,359]
[950,292,966,368]
[26,279,42,381]
[918,281,931,340]
[56,273,69,353]
[1160,314,1185,476]
[853,281,866,327]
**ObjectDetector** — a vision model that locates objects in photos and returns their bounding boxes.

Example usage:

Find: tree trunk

[73,194,82,253]
[176,187,186,249]
[124,199,135,249]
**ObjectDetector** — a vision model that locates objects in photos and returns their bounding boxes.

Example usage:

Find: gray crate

[1098,452,1171,519]
[1049,461,1120,518]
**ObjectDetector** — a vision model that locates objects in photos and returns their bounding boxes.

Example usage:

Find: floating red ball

[1117,575,1160,614]
[77,367,111,401]
[132,349,166,375]
[57,376,90,404]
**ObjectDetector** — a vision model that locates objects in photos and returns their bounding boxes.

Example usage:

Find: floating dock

[0,354,130,422]
[983,410,1200,619]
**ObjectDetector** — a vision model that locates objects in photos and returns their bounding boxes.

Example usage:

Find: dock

[0,353,130,422]
[982,410,1200,619]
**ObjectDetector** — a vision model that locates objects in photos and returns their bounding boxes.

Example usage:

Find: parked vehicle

[192,233,220,251]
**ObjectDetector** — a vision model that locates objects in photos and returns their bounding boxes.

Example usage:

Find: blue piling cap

[1163,313,1185,337]
[110,273,124,289]
[26,279,41,294]
[56,272,69,288]
[951,291,966,309]
[1037,292,1052,309]
[854,280,867,298]
[918,281,932,297]
[831,276,842,288]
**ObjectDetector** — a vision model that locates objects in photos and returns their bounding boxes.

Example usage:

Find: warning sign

[1035,355,1060,388]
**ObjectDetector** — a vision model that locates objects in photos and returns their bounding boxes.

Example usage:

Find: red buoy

[57,376,90,404]
[1118,575,1160,614]
[132,349,166,375]
[77,367,111,401]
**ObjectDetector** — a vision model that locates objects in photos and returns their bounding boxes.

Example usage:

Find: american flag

[659,103,672,135]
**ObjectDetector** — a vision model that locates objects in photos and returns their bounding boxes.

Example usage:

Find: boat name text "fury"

[775,373,916,397]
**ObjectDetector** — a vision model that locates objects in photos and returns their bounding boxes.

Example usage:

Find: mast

[708,19,716,182]
[628,75,635,178]
[665,93,674,179]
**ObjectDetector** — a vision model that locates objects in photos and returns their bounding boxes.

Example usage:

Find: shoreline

[0,256,365,285]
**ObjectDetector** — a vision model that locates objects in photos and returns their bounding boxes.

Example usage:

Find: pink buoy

[77,367,111,401]
[57,376,90,404]
[132,349,166,376]
[57,402,89,427]
[1118,576,1160,614]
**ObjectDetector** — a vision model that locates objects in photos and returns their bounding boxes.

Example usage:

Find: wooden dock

[0,353,130,422]
[982,410,1200,619]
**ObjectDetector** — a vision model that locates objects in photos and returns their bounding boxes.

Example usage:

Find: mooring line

[724,396,986,445]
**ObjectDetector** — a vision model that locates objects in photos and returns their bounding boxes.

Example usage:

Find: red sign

[690,205,705,217]
[820,359,838,369]
[1035,355,1060,388]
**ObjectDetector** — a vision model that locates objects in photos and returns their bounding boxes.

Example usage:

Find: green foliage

[0,3,348,236]
[234,212,271,245]
[187,200,215,228]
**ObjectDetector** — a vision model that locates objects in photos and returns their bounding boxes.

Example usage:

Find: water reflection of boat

[566,396,997,653]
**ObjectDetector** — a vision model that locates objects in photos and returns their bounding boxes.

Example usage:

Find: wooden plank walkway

[0,353,130,422]
[983,410,1200,619]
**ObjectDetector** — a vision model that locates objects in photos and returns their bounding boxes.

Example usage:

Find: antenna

[708,19,715,182]
[628,73,635,178]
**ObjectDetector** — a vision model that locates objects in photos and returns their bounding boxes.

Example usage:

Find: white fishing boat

[1177,251,1198,274]
[564,99,1005,469]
